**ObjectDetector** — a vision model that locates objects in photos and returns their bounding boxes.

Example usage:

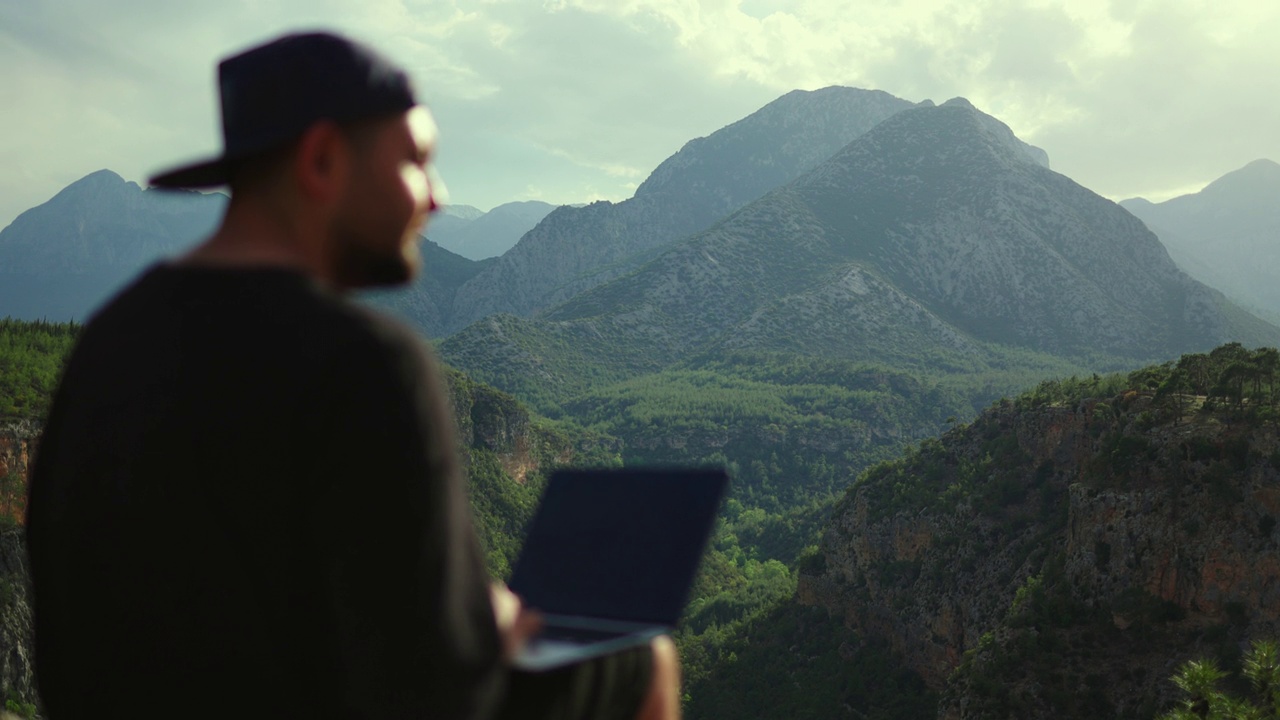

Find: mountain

[0,170,492,335]
[442,87,926,333]
[786,347,1280,719]
[440,204,486,222]
[427,201,557,260]
[0,170,224,321]
[441,99,1280,408]
[416,205,481,245]
[1121,159,1280,320]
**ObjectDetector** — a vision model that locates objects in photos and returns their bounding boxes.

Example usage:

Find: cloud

[1,0,1278,225]
[1012,0,1280,199]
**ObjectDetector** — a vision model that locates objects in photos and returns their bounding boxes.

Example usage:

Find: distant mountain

[442,100,1280,405]
[442,87,929,333]
[419,204,482,242]
[427,201,556,260]
[441,204,486,222]
[0,170,224,321]
[1121,159,1280,319]
[0,170,490,333]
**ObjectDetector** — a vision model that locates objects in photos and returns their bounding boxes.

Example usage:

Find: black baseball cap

[149,31,418,189]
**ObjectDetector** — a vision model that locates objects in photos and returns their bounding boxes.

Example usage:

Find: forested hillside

[0,319,78,423]
[777,343,1280,719]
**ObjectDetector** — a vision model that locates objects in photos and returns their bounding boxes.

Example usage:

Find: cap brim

[148,156,231,189]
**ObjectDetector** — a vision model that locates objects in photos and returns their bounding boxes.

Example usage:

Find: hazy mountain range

[1121,158,1280,321]
[1,88,1275,366]
[426,201,556,261]
[0,171,485,331]
[0,170,224,321]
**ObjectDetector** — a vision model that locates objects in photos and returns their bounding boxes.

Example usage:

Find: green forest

[0,316,959,712]
[6,316,1280,719]
[0,318,78,421]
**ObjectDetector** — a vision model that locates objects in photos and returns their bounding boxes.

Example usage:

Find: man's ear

[292,121,351,204]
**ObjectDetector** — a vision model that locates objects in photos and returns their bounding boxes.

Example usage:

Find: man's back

[26,264,502,718]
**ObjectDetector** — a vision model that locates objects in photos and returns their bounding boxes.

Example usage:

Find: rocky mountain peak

[65,168,128,189]
[442,86,921,332]
[797,99,1051,209]
[635,86,923,203]
[0,170,223,273]
[0,169,225,320]
[15,169,135,226]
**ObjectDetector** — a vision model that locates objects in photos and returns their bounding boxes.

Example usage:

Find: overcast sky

[1,0,1277,230]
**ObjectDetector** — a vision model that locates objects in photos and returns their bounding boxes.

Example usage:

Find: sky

[1,0,1278,230]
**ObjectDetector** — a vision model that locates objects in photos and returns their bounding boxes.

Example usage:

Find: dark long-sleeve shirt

[27,264,503,719]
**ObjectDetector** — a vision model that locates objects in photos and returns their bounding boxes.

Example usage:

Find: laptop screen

[508,467,729,627]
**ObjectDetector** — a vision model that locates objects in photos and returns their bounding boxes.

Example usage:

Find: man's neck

[180,195,332,284]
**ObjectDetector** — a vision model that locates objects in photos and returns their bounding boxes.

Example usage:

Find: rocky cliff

[799,367,1280,718]
[0,423,38,713]
[444,367,617,483]
[0,423,36,527]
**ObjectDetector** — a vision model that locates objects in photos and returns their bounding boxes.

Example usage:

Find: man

[25,31,679,719]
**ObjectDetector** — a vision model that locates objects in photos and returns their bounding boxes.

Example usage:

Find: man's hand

[490,583,543,662]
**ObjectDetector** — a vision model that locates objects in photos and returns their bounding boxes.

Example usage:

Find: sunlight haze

[0,0,1276,228]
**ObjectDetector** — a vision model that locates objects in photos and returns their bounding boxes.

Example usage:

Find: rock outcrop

[0,423,39,712]
[800,383,1280,717]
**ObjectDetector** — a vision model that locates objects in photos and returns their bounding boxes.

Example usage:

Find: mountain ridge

[0,170,224,321]
[441,86,929,333]
[572,101,1268,352]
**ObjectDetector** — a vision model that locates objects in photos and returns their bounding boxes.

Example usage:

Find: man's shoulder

[77,263,437,378]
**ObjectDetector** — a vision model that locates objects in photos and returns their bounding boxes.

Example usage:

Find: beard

[331,225,420,289]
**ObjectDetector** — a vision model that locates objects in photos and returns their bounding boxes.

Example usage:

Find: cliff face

[445,368,609,483]
[799,390,1280,718]
[0,421,38,525]
[0,528,35,713]
[0,423,39,711]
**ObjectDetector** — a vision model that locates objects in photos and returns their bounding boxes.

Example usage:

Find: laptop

[507,466,729,671]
